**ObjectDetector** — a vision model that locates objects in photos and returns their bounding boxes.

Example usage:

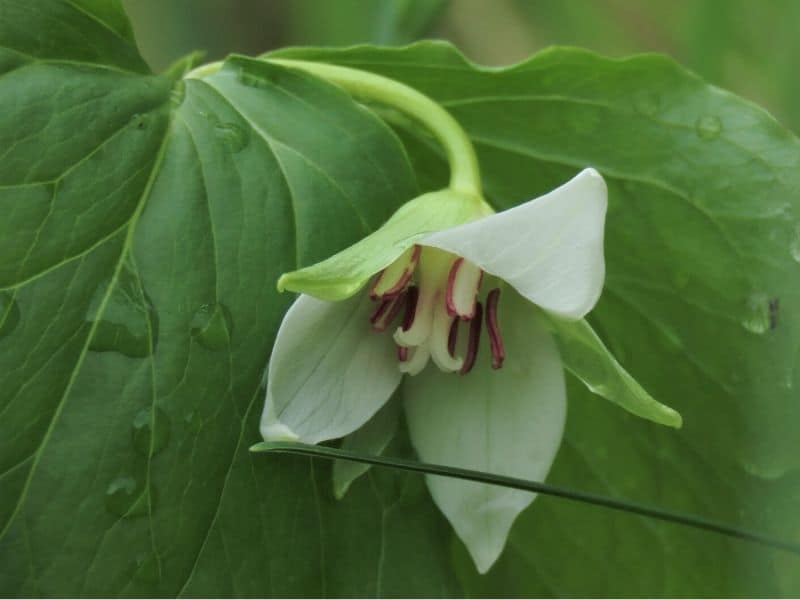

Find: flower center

[368,245,505,375]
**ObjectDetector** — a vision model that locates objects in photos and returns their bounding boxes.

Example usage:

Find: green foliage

[2,1,800,596]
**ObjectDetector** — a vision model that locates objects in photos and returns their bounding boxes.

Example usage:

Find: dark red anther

[486,288,505,369]
[370,290,406,332]
[401,286,419,332]
[397,346,408,362]
[369,297,392,324]
[369,245,421,300]
[445,258,464,318]
[447,317,459,357]
[460,302,483,375]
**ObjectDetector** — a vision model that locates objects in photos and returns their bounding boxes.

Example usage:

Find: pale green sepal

[277,188,486,300]
[332,395,400,500]
[541,312,683,428]
[404,291,566,574]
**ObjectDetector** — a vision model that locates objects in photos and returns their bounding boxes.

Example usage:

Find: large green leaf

[273,42,800,595]
[0,3,460,595]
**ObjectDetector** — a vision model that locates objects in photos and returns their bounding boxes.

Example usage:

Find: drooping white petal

[421,168,607,320]
[403,291,566,573]
[261,293,402,444]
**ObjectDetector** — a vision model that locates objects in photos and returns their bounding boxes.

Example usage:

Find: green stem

[185,59,482,196]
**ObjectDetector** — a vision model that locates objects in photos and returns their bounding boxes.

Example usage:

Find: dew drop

[105,475,157,518]
[790,224,800,263]
[0,291,21,340]
[695,115,722,140]
[215,123,249,152]
[132,407,171,456]
[741,292,770,334]
[741,458,787,481]
[87,263,159,358]
[191,302,233,350]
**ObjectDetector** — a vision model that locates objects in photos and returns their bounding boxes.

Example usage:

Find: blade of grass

[252,440,800,556]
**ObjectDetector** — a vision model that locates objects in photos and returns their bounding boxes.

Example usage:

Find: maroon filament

[486,288,505,369]
[460,302,483,375]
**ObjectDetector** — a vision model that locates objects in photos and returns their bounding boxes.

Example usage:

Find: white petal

[421,168,607,319]
[261,293,402,444]
[403,292,566,573]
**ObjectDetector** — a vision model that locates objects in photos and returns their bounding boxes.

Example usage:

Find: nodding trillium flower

[261,168,610,573]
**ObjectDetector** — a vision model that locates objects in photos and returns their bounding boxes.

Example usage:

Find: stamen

[447,318,459,357]
[486,288,505,370]
[370,291,406,332]
[394,285,434,347]
[429,300,464,373]
[446,257,483,319]
[397,345,408,362]
[370,245,421,299]
[401,286,419,331]
[398,343,430,375]
[460,302,483,375]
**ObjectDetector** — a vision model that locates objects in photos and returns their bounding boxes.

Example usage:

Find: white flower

[261,169,607,573]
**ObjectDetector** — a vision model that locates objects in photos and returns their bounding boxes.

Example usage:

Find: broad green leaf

[274,42,800,595]
[0,4,460,595]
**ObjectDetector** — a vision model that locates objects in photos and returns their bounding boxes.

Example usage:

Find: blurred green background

[123,0,800,133]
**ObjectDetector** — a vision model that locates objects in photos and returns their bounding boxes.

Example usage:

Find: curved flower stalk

[184,57,684,573]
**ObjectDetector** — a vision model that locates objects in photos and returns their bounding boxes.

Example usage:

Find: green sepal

[277,188,488,300]
[332,394,400,500]
[541,313,683,428]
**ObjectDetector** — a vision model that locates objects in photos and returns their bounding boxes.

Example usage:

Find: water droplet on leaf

[215,123,249,152]
[87,262,159,358]
[741,292,770,334]
[0,292,21,340]
[132,407,171,456]
[191,302,233,350]
[790,225,800,263]
[105,475,157,518]
[695,115,722,140]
